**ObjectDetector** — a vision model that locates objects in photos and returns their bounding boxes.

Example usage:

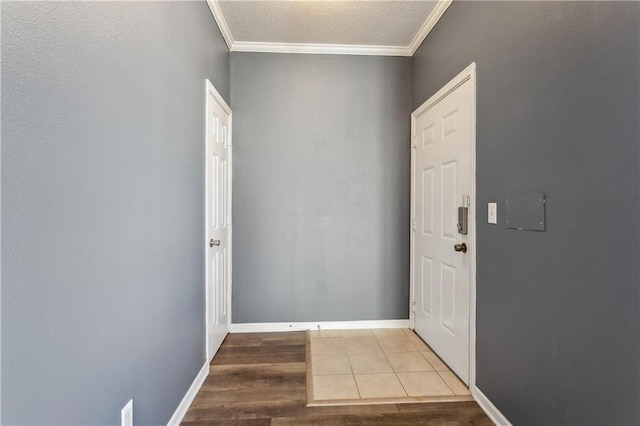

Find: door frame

[204,79,233,363]
[410,62,477,387]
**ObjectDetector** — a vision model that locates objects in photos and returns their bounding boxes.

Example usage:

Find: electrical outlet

[121,399,133,426]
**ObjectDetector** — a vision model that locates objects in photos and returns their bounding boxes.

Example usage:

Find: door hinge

[412,219,417,232]
[411,301,416,312]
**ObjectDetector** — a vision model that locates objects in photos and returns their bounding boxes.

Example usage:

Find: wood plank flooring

[182,331,492,425]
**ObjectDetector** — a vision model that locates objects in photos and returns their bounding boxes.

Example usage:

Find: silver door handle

[209,239,220,247]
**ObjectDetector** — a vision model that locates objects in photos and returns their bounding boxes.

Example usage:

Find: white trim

[472,386,512,426]
[206,0,234,50]
[407,0,453,55]
[412,63,476,118]
[468,62,478,389]
[204,80,211,363]
[167,362,209,426]
[231,41,410,57]
[205,79,231,115]
[230,320,411,333]
[205,0,451,57]
[409,104,417,331]
[410,62,477,386]
[227,114,233,329]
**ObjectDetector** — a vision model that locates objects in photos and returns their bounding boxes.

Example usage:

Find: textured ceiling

[217,1,440,47]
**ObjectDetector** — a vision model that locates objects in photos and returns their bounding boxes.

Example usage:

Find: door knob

[453,242,467,253]
[209,239,220,247]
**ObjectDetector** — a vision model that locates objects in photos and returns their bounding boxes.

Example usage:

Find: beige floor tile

[406,335,432,352]
[377,336,420,353]
[311,337,348,354]
[372,328,406,338]
[354,373,407,399]
[397,372,453,397]
[348,352,393,373]
[422,351,449,371]
[439,371,471,395]
[339,329,373,338]
[312,354,352,375]
[342,336,382,353]
[401,330,432,350]
[312,374,360,400]
[385,352,434,372]
[309,330,342,338]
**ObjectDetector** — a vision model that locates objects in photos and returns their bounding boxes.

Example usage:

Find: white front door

[205,80,231,362]
[411,67,475,384]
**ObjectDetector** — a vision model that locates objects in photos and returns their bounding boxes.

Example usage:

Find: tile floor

[307,328,473,405]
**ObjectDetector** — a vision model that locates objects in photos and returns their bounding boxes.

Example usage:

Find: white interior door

[205,80,231,362]
[412,70,474,384]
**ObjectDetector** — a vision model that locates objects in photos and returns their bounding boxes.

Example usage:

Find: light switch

[488,203,497,224]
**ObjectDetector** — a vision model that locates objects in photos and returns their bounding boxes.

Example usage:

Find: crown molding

[207,0,452,57]
[408,0,453,55]
[231,41,411,57]
[206,0,234,50]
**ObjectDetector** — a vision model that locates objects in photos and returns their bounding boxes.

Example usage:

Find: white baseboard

[471,385,511,426]
[229,319,411,333]
[167,361,209,425]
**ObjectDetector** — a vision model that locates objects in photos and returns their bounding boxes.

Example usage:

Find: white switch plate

[121,399,133,426]
[488,203,497,224]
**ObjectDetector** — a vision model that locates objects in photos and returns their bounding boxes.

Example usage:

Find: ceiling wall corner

[408,0,453,56]
[206,0,235,50]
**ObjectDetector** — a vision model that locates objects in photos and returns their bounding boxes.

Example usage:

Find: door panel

[442,161,457,239]
[413,78,473,384]
[421,256,433,317]
[422,168,434,235]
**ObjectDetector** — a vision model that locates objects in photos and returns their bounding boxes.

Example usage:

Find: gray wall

[413,2,640,424]
[1,1,229,424]
[231,53,412,323]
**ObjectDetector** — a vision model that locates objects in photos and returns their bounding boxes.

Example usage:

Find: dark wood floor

[182,331,492,425]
